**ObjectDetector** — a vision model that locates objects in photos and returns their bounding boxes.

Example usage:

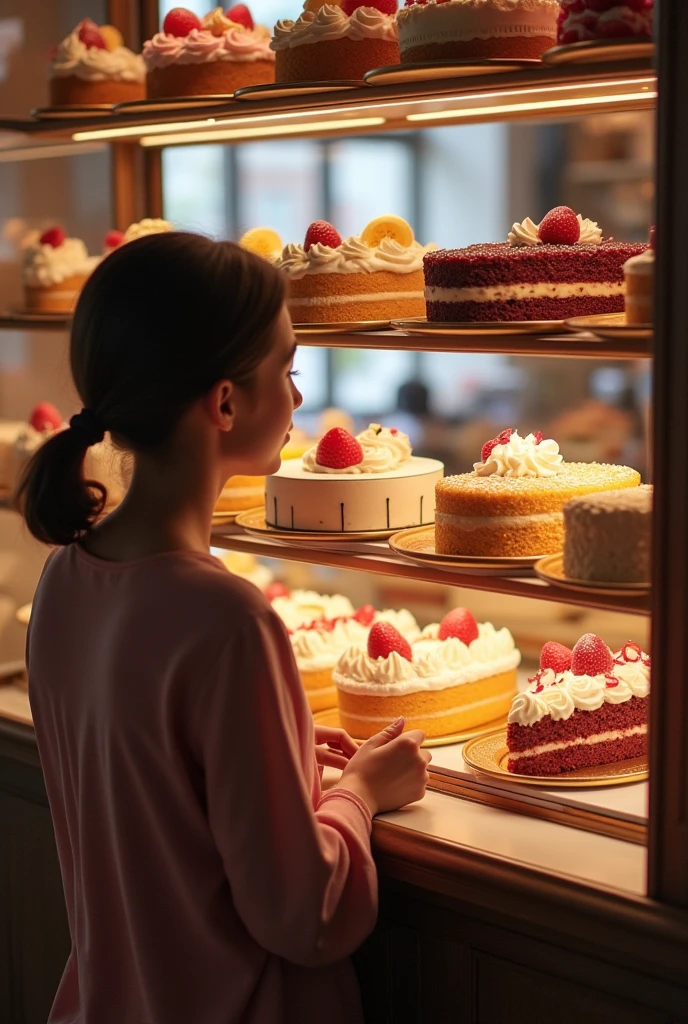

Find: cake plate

[364,59,541,88]
[113,95,235,115]
[235,81,362,101]
[541,38,654,67]
[31,104,115,119]
[293,320,390,335]
[6,309,72,322]
[211,510,238,526]
[564,313,652,341]
[391,317,567,336]
[313,706,507,750]
[463,729,648,787]
[389,525,541,576]
[235,506,397,542]
[534,554,650,598]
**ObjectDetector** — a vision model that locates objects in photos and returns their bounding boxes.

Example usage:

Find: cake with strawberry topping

[424,207,648,322]
[397,0,559,65]
[271,0,399,83]
[22,227,99,312]
[266,422,443,533]
[506,634,649,775]
[277,215,434,324]
[144,6,275,99]
[435,427,641,556]
[334,608,520,739]
[557,0,654,47]
[49,19,145,107]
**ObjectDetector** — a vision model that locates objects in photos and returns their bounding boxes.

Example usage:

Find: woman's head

[17,232,300,546]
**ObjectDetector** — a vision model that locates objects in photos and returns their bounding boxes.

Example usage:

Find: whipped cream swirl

[291,607,420,671]
[123,218,174,242]
[277,235,434,279]
[271,5,398,51]
[303,423,412,475]
[508,213,602,247]
[22,238,99,287]
[51,27,145,82]
[143,26,275,69]
[271,590,355,631]
[473,430,563,479]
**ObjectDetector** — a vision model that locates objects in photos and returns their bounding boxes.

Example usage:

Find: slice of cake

[144,5,275,99]
[278,216,434,324]
[507,634,649,775]
[563,485,652,584]
[266,423,443,533]
[557,0,654,46]
[271,0,399,83]
[424,206,648,322]
[624,227,654,325]
[435,427,641,557]
[22,227,99,313]
[216,474,265,512]
[398,0,559,65]
[49,19,145,106]
[334,608,521,739]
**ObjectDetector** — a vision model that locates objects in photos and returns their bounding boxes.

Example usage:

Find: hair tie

[69,409,105,447]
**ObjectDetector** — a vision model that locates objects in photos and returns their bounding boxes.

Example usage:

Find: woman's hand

[314,725,359,771]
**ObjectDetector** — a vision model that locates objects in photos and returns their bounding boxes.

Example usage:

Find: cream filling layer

[509,724,646,760]
[435,510,561,530]
[289,291,424,307]
[425,282,625,302]
[340,692,510,722]
[334,649,519,695]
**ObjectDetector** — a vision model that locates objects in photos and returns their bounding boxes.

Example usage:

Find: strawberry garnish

[39,226,65,248]
[342,0,397,13]
[353,604,376,627]
[540,641,573,674]
[78,18,107,49]
[304,221,342,252]
[162,7,202,36]
[538,206,581,246]
[571,633,613,677]
[613,641,650,667]
[104,229,125,250]
[481,427,513,464]
[367,621,412,662]
[315,428,363,470]
[438,607,479,645]
[266,582,290,602]
[533,430,543,444]
[30,402,62,433]
[227,4,254,29]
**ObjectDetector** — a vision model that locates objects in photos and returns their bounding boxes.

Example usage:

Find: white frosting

[292,608,420,672]
[22,238,99,287]
[271,5,397,51]
[303,423,412,475]
[123,219,174,242]
[398,0,558,50]
[624,248,654,276]
[143,26,275,69]
[271,589,354,630]
[508,213,602,247]
[434,509,561,529]
[473,430,563,479]
[277,235,434,279]
[425,282,623,302]
[51,27,145,82]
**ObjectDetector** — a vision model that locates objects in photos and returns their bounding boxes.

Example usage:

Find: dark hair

[17,232,286,546]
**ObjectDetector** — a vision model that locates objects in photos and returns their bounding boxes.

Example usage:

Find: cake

[22,227,99,313]
[122,219,175,242]
[423,207,648,322]
[435,427,641,557]
[144,5,275,99]
[271,0,399,83]
[266,423,443,533]
[49,19,145,106]
[269,586,356,630]
[557,0,654,46]
[277,216,435,324]
[397,0,559,64]
[506,634,649,775]
[624,230,654,325]
[563,485,652,584]
[216,474,265,512]
[334,607,521,739]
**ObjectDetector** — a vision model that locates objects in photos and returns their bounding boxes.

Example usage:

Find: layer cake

[557,0,654,46]
[563,485,652,584]
[49,19,144,106]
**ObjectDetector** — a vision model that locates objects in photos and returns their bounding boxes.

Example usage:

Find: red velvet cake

[506,635,649,776]
[423,206,648,322]
[557,0,654,46]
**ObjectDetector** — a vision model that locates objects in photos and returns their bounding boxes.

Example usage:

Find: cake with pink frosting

[143,5,275,99]
[49,19,144,106]
[271,0,399,83]
[557,0,654,46]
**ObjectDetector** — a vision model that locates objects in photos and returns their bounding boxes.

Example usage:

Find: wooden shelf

[211,529,650,616]
[0,313,70,331]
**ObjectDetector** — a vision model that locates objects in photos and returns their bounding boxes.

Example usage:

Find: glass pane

[234,141,322,242]
[292,347,327,414]
[327,138,415,236]
[162,145,227,236]
[331,350,415,419]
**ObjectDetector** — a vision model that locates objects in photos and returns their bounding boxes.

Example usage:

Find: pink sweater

[28,545,377,1024]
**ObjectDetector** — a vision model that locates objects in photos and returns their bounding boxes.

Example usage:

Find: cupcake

[49,19,145,107]
[22,227,99,313]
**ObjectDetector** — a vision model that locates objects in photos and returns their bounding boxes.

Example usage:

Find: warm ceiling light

[139,116,386,147]
[407,89,656,123]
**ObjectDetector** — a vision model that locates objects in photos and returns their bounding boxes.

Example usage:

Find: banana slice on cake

[361,215,415,249]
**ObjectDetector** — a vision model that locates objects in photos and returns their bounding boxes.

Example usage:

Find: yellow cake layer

[301,667,337,714]
[215,475,265,513]
[337,668,517,740]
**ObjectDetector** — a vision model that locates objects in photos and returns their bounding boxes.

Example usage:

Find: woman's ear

[204,379,235,432]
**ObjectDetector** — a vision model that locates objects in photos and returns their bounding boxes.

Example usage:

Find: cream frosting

[508,213,602,247]
[143,26,275,69]
[271,5,397,51]
[51,27,145,82]
[123,219,174,242]
[271,589,355,631]
[277,235,434,279]
[22,238,99,287]
[303,423,412,475]
[473,430,563,479]
[292,608,420,672]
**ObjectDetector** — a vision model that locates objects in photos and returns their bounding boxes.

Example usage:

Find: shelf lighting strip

[408,87,656,123]
[138,116,386,146]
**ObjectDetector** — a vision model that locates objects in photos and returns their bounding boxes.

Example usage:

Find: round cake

[397,0,559,64]
[49,19,144,106]
[557,0,654,46]
[435,427,641,557]
[334,608,521,739]
[271,0,399,83]
[216,475,265,512]
[563,485,652,584]
[624,245,654,325]
[266,423,443,533]
[277,216,435,324]
[22,227,99,313]
[424,207,648,323]
[144,6,275,99]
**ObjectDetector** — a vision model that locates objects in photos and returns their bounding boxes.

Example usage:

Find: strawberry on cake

[271,0,399,83]
[49,19,145,107]
[557,0,654,46]
[507,634,649,775]
[22,227,99,313]
[334,608,521,739]
[435,427,641,556]
[278,216,435,324]
[144,6,275,99]
[266,423,443,532]
[424,207,648,322]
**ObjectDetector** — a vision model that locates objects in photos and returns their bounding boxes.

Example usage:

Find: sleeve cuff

[318,787,373,832]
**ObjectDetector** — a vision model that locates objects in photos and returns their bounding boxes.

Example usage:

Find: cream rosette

[473,430,563,479]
